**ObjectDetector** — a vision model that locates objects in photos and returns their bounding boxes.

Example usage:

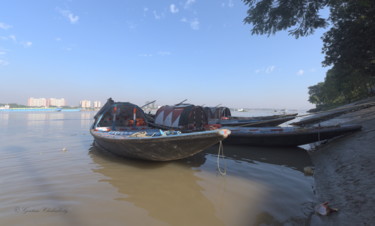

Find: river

[0,111,316,226]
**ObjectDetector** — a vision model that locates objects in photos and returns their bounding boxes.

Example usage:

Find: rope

[318,128,321,143]
[129,131,148,137]
[217,141,227,176]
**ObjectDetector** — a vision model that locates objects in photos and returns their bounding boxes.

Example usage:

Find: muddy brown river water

[0,111,316,226]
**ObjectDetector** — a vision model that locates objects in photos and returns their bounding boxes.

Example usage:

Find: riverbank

[304,97,375,225]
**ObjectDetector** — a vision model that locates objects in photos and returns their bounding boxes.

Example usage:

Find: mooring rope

[217,141,227,176]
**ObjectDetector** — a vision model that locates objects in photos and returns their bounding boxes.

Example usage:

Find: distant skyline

[0,0,330,110]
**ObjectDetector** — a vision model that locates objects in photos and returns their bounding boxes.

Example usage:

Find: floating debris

[304,166,314,176]
[315,202,338,216]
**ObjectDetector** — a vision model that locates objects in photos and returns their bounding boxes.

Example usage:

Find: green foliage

[322,0,375,76]
[243,0,329,38]
[243,0,375,108]
[1,103,29,108]
[308,67,375,109]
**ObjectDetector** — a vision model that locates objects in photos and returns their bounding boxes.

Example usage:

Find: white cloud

[254,65,276,74]
[139,53,152,57]
[0,35,32,48]
[228,0,234,7]
[59,9,79,24]
[297,69,304,75]
[153,11,161,20]
[127,21,137,30]
[158,51,171,56]
[184,0,196,8]
[170,4,179,14]
[0,51,6,55]
[0,59,9,66]
[190,18,200,30]
[55,37,62,41]
[265,65,275,73]
[181,18,200,30]
[0,22,12,30]
[21,41,32,48]
[60,46,73,52]
[0,35,17,43]
[142,8,149,17]
[9,35,17,42]
[222,0,234,8]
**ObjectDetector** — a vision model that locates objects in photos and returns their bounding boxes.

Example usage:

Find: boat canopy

[154,104,208,131]
[204,107,231,119]
[94,99,147,129]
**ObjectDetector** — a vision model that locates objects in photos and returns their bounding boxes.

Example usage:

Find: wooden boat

[229,113,298,120]
[203,106,296,127]
[222,124,362,147]
[209,116,296,127]
[90,99,230,161]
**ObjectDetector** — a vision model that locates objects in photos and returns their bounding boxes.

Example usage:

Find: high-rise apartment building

[28,97,48,107]
[48,98,66,107]
[28,97,66,107]
[93,101,101,108]
[80,100,91,108]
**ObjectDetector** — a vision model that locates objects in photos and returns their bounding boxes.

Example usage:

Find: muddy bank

[304,97,375,225]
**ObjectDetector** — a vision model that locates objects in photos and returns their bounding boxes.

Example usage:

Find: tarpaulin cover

[155,104,208,131]
[95,98,147,127]
[204,107,231,119]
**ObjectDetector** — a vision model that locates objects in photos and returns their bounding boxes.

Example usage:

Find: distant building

[0,104,10,109]
[80,100,91,108]
[48,98,66,107]
[93,101,101,108]
[28,97,66,107]
[28,97,48,107]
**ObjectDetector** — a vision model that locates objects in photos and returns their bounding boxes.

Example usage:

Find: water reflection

[25,112,65,128]
[27,113,48,126]
[80,112,93,127]
[89,147,225,226]
[205,144,312,173]
[89,144,314,225]
[0,112,9,127]
[48,113,64,128]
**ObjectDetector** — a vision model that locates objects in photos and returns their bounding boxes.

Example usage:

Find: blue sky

[0,0,329,109]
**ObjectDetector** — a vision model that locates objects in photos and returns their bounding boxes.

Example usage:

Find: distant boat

[237,108,246,112]
[223,124,361,147]
[90,99,230,161]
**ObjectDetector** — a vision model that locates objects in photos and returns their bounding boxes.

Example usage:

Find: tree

[243,0,330,38]
[308,82,325,106]
[322,1,375,77]
[243,0,375,108]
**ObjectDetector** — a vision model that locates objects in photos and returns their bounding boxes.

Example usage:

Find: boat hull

[213,116,296,127]
[91,129,230,161]
[223,125,361,147]
[229,113,298,121]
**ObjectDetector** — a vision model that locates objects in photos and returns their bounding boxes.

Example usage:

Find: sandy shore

[302,97,375,225]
